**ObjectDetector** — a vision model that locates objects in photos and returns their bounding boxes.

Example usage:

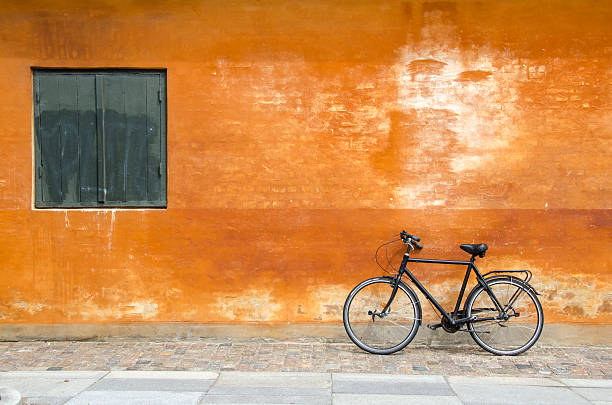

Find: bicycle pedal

[427,323,442,330]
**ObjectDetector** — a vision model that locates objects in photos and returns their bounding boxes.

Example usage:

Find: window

[33,69,167,208]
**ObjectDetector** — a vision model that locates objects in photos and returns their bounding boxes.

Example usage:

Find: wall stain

[598,296,612,314]
[456,70,492,82]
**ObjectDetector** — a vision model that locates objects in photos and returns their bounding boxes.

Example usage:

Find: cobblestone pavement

[0,340,610,378]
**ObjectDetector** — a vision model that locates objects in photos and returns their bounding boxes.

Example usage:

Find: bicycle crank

[441,316,461,333]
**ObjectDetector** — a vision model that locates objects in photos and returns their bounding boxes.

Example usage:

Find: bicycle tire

[343,277,421,355]
[465,278,543,356]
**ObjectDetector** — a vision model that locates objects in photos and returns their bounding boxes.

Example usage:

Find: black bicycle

[343,231,544,356]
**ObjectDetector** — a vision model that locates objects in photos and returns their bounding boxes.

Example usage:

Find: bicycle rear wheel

[343,277,421,355]
[465,278,543,355]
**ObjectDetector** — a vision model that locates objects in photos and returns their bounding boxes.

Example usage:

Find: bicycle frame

[383,246,507,326]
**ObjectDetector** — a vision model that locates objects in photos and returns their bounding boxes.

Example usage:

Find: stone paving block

[22,397,70,405]
[0,386,21,405]
[1,371,108,379]
[64,390,204,405]
[0,377,97,398]
[208,386,330,396]
[449,383,592,405]
[88,378,214,392]
[447,376,565,387]
[333,393,463,405]
[200,394,330,404]
[216,371,331,388]
[571,387,612,402]
[333,373,446,383]
[560,378,612,388]
[333,379,454,396]
[105,371,218,379]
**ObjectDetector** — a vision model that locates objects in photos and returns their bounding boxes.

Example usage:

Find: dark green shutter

[77,75,99,203]
[34,70,166,208]
[37,73,63,203]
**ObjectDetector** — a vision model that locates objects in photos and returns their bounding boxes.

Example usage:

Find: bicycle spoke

[384,317,418,330]
[473,321,500,329]
[507,324,537,331]
[344,278,419,353]
[467,279,542,355]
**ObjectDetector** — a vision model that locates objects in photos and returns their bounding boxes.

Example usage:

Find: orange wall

[0,0,610,325]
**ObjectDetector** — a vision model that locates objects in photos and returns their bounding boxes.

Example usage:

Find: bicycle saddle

[460,243,488,257]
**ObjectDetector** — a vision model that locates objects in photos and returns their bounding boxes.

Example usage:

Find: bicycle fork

[367,271,405,320]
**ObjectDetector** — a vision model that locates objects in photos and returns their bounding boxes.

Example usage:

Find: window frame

[32,68,167,209]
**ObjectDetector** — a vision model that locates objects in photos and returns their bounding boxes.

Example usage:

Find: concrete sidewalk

[1,370,611,405]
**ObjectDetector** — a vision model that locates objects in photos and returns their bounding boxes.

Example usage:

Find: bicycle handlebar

[400,230,420,242]
[400,230,423,249]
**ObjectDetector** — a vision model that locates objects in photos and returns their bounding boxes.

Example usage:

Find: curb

[0,387,21,405]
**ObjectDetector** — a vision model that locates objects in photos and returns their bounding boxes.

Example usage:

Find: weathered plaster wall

[0,0,610,326]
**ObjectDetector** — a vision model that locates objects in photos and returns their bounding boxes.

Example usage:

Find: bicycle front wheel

[466,278,543,355]
[343,277,421,355]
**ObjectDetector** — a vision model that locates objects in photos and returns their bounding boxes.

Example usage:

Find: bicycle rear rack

[482,269,533,284]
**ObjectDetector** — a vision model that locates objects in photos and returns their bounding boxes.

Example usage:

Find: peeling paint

[303,285,347,321]
[210,290,283,322]
[598,295,612,314]
[391,39,521,205]
[123,301,159,319]
[11,301,48,315]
